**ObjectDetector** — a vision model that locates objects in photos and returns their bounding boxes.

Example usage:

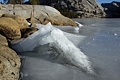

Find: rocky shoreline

[0,4,78,26]
[0,1,120,79]
[0,34,21,80]
[0,4,79,80]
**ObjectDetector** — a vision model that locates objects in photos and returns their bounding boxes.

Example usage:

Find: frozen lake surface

[18,19,120,80]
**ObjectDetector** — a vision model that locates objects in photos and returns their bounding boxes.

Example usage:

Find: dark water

[20,18,120,80]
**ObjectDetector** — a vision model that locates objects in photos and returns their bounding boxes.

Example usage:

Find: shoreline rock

[0,17,21,40]
[0,4,80,80]
[2,14,28,29]
[0,4,78,26]
[0,34,21,80]
[0,14,37,80]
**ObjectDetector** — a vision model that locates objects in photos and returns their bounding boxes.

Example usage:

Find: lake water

[73,18,120,80]
[19,19,120,80]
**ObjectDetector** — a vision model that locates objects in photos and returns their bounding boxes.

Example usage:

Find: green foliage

[29,0,40,5]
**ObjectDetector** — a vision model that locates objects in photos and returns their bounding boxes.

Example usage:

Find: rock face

[39,0,106,18]
[0,34,21,80]
[29,5,78,26]
[2,14,28,29]
[101,1,120,18]
[0,14,36,80]
[0,17,21,40]
[0,4,78,26]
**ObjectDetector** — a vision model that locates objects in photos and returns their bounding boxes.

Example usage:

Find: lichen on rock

[2,14,28,30]
[0,17,21,40]
[0,34,21,80]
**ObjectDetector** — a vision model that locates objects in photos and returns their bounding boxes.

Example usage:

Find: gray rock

[1,4,14,15]
[39,0,106,18]
[32,5,78,26]
[14,5,33,19]
[101,1,120,18]
[0,4,78,26]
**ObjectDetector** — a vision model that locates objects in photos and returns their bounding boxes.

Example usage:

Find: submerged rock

[0,34,21,80]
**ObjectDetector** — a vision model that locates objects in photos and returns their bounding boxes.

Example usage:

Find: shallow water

[19,18,120,80]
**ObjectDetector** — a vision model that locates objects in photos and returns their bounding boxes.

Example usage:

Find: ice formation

[75,21,83,27]
[11,22,94,74]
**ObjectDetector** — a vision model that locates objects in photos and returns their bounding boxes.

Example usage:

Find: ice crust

[12,22,94,74]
